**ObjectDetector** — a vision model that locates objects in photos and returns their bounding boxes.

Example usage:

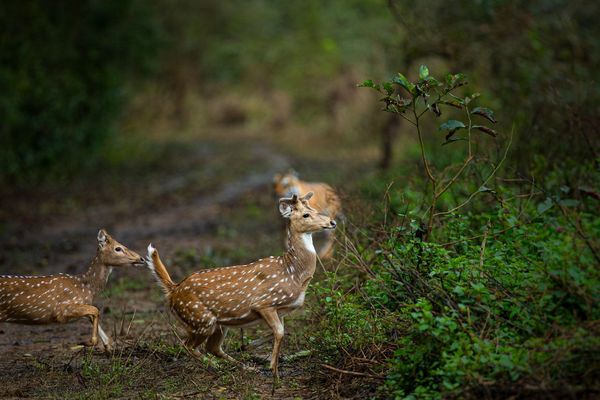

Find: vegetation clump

[310,67,600,399]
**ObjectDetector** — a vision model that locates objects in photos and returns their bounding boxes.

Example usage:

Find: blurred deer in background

[273,170,342,259]
[146,192,336,378]
[0,229,145,350]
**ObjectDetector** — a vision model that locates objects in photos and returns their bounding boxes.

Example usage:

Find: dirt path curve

[0,139,338,399]
[1,140,290,275]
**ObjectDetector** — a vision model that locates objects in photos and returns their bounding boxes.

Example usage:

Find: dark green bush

[0,0,159,180]
[314,178,600,399]
[315,65,599,399]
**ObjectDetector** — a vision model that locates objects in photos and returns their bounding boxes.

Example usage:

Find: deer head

[96,229,145,267]
[279,192,336,234]
[273,170,301,198]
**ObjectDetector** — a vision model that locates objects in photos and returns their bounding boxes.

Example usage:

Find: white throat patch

[301,233,316,254]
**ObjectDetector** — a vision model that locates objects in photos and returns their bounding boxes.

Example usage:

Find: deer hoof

[82,338,98,347]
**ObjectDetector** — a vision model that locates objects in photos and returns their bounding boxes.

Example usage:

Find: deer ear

[279,201,292,218]
[279,196,297,218]
[301,191,314,202]
[97,229,108,248]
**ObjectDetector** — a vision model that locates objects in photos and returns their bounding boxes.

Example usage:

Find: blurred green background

[2,0,597,182]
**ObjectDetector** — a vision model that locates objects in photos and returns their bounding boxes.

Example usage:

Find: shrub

[0,0,159,180]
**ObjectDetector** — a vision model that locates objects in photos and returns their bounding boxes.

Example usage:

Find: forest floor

[0,132,377,399]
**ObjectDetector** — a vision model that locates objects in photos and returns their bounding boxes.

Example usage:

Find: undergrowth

[312,181,599,399]
[309,67,600,399]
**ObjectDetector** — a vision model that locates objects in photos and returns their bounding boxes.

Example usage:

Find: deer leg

[97,323,113,351]
[318,230,335,260]
[257,308,284,379]
[185,331,209,356]
[57,304,100,347]
[207,325,238,363]
[177,299,217,356]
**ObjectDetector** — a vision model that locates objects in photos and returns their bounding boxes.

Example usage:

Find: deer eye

[303,213,310,218]
[115,247,123,252]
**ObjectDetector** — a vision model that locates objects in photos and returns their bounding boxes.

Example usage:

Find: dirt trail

[2,141,292,276]
[0,138,336,399]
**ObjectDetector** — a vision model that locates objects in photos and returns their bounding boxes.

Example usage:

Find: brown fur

[273,171,342,259]
[147,192,336,377]
[0,230,145,349]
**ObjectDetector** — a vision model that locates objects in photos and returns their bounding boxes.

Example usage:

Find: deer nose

[330,220,337,227]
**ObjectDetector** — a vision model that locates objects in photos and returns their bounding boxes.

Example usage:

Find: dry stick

[441,177,539,246]
[413,105,438,236]
[479,225,489,269]
[382,181,395,229]
[556,202,600,264]
[435,127,513,218]
[322,364,385,380]
[518,173,600,264]
[433,104,475,204]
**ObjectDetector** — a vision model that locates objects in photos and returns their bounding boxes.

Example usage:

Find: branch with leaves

[360,65,500,239]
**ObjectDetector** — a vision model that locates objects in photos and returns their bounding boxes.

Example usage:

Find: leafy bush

[315,67,599,398]
[375,203,599,398]
[316,194,599,398]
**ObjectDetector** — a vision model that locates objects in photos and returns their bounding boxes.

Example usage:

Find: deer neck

[80,254,113,295]
[282,225,317,283]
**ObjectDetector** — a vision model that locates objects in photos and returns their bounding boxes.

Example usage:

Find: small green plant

[361,66,505,238]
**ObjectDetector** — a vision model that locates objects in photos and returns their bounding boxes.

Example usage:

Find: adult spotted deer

[146,192,336,378]
[0,229,145,350]
[273,170,342,259]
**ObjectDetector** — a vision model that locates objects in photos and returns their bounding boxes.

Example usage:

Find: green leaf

[471,107,497,123]
[440,120,466,140]
[393,73,416,94]
[473,125,497,137]
[439,120,466,132]
[419,65,429,80]
[441,138,467,146]
[438,100,463,109]
[445,73,466,88]
[358,79,380,90]
[558,198,579,207]
[537,198,553,214]
[382,82,394,95]
[425,76,441,86]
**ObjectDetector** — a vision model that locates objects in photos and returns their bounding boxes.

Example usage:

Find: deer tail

[146,244,175,295]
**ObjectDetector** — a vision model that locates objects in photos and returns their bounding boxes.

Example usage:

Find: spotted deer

[146,192,336,378]
[273,170,342,259]
[0,229,145,350]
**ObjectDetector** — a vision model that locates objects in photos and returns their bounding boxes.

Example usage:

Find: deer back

[169,256,306,324]
[0,274,92,324]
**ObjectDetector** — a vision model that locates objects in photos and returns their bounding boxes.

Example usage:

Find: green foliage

[361,66,502,236]
[0,0,159,180]
[152,0,397,118]
[378,203,599,398]
[318,174,600,398]
[311,273,396,359]
[388,0,600,176]
[315,64,600,398]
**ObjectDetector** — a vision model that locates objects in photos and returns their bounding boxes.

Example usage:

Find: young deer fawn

[146,192,336,377]
[0,229,145,350]
[273,170,342,259]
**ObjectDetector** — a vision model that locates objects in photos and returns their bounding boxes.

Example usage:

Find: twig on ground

[322,364,385,380]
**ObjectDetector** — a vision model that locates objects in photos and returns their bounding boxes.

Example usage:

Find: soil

[0,137,362,399]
